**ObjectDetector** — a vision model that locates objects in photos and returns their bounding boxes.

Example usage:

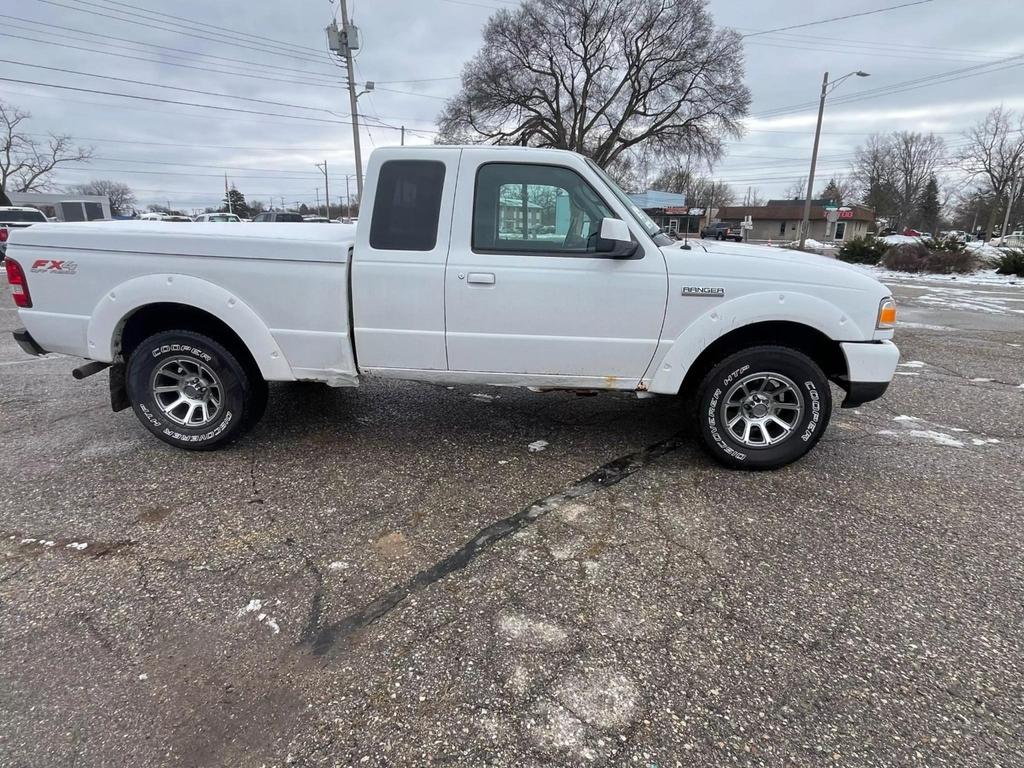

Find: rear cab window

[369,160,446,251]
[1,209,47,223]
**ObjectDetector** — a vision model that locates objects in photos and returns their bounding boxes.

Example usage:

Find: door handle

[466,272,495,285]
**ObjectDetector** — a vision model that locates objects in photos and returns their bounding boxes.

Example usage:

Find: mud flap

[109,362,130,412]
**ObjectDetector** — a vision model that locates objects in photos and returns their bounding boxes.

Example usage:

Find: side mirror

[596,217,640,259]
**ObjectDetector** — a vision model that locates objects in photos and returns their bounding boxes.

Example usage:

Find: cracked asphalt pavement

[1,276,1022,767]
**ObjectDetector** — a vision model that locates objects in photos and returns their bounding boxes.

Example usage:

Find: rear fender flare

[86,273,293,380]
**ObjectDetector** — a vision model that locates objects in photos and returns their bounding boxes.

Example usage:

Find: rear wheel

[695,346,832,470]
[126,330,264,450]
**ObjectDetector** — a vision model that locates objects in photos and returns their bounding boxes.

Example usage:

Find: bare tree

[437,0,750,169]
[850,131,944,229]
[959,106,1024,239]
[0,101,93,204]
[889,131,945,228]
[816,174,857,205]
[650,166,733,206]
[782,177,807,200]
[66,179,136,216]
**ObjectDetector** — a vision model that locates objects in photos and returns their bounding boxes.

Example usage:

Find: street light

[798,70,870,249]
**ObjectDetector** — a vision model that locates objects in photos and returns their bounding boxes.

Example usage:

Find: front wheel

[695,346,832,470]
[126,330,265,450]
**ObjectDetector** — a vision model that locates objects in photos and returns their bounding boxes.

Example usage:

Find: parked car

[138,212,191,222]
[5,145,899,470]
[701,221,743,241]
[194,213,242,223]
[1,206,47,260]
[302,215,332,223]
[252,211,305,222]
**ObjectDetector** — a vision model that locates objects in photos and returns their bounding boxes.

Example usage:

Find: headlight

[876,297,897,329]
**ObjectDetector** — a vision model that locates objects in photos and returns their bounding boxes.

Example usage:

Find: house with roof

[714,199,875,243]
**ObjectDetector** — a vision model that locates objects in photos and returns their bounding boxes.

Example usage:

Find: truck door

[352,148,461,371]
[444,154,668,387]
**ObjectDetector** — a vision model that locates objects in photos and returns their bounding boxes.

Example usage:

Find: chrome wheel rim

[721,372,804,448]
[151,356,223,428]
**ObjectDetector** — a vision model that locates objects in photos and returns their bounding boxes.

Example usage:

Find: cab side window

[472,163,614,255]
[369,160,446,251]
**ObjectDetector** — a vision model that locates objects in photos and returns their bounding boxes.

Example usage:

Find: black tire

[717,232,725,240]
[695,346,832,470]
[126,330,262,450]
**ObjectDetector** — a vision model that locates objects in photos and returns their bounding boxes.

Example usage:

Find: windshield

[0,209,47,223]
[585,158,674,246]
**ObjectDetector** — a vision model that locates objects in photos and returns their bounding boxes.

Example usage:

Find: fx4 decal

[30,259,78,275]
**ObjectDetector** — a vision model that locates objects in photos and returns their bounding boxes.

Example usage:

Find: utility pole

[316,160,330,220]
[328,2,365,202]
[401,126,405,146]
[224,173,233,214]
[315,187,320,212]
[1000,174,1018,241]
[799,70,869,249]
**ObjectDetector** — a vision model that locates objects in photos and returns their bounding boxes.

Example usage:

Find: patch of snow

[470,393,495,401]
[971,438,1000,446]
[969,377,994,382]
[138,673,148,681]
[527,440,549,452]
[893,415,921,422]
[849,263,1023,288]
[265,618,281,634]
[878,428,965,448]
[900,321,957,331]
[65,542,88,551]
[898,360,926,368]
[894,371,919,376]
[238,599,262,616]
[327,561,347,571]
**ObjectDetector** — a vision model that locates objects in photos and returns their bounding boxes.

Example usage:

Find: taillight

[5,257,32,308]
[0,227,9,243]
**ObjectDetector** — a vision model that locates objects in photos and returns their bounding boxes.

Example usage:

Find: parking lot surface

[1,276,1022,767]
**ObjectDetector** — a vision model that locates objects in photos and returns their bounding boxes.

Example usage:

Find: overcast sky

[2,0,1023,212]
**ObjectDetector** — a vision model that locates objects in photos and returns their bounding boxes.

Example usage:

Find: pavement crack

[308,433,684,657]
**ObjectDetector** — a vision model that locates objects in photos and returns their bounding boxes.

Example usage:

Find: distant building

[627,190,700,235]
[7,191,111,222]
[714,199,874,242]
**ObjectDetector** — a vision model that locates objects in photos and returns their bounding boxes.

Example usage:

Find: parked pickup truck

[5,146,899,469]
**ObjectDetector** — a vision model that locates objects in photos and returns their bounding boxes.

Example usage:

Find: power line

[29,0,335,68]
[741,0,934,38]
[0,15,343,83]
[751,54,1024,119]
[0,29,342,88]
[0,76,425,132]
[90,0,327,57]
[0,59,345,115]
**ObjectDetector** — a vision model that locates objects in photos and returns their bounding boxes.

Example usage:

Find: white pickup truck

[5,145,899,469]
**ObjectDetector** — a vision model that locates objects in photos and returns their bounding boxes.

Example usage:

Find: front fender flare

[647,291,862,395]
[86,273,294,380]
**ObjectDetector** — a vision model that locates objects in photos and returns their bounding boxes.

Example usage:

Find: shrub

[881,242,980,274]
[837,234,886,264]
[882,242,931,272]
[922,233,967,255]
[995,248,1024,277]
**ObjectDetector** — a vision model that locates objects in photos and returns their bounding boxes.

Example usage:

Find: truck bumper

[838,340,900,408]
[13,327,47,357]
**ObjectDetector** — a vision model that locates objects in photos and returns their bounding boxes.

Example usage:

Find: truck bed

[8,221,358,385]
